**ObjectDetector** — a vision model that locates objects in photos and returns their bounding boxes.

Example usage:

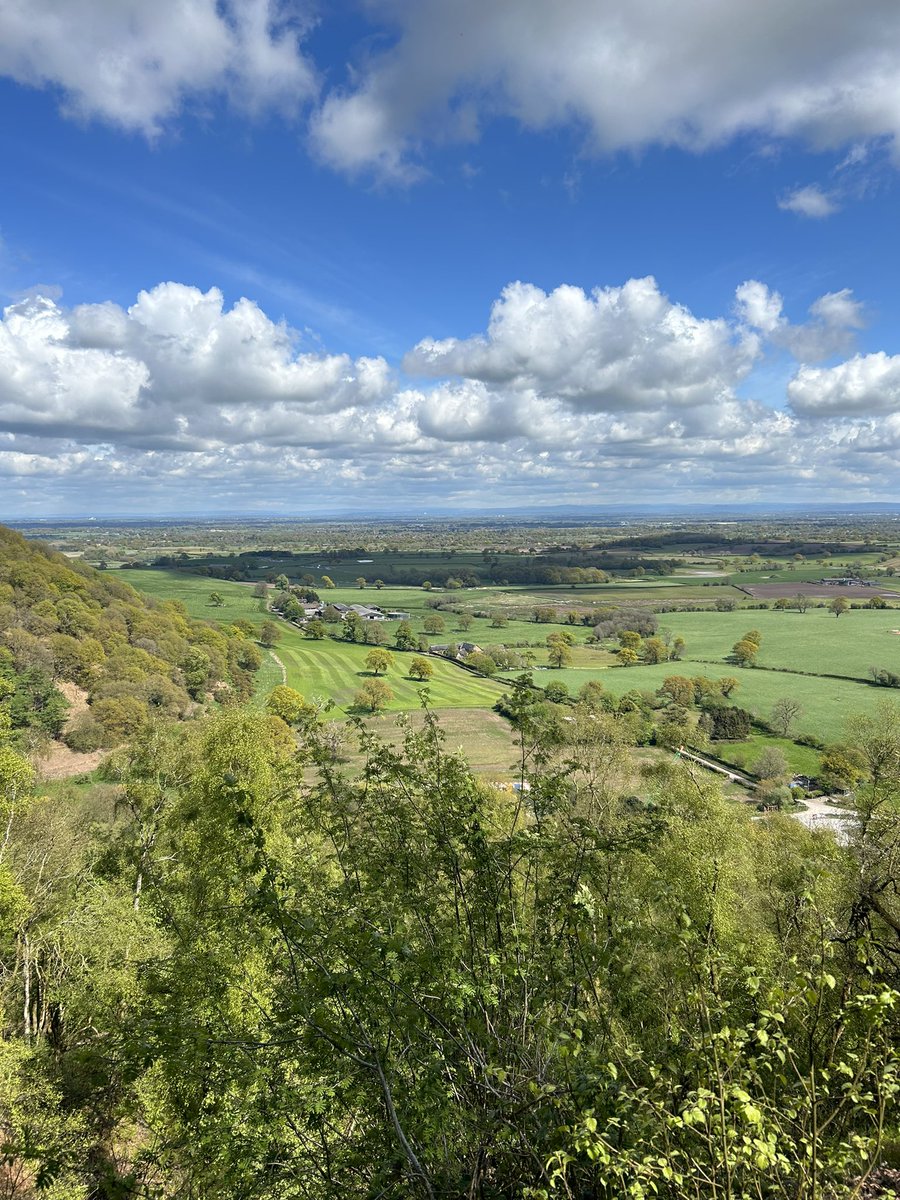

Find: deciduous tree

[771,696,802,736]
[732,638,758,667]
[355,677,393,711]
[259,620,281,648]
[266,685,311,725]
[408,656,433,681]
[364,648,393,676]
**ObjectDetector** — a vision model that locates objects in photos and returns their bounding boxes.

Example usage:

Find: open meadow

[581,661,883,744]
[118,561,900,776]
[651,606,900,681]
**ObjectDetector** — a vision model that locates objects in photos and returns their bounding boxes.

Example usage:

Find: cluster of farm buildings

[298,601,411,622]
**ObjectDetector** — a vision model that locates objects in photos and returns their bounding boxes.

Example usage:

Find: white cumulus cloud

[0,0,316,134]
[737,280,864,361]
[788,352,900,416]
[405,278,758,412]
[778,185,840,219]
[0,273,896,510]
[310,0,900,179]
[0,285,390,448]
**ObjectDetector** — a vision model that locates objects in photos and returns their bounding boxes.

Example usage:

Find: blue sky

[2,0,900,515]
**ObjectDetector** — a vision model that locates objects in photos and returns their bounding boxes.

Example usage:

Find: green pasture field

[448,583,745,617]
[725,554,883,586]
[117,568,613,665]
[249,650,285,707]
[119,569,507,715]
[118,566,900,744]
[650,606,900,681]
[704,733,822,779]
[541,660,890,744]
[118,569,269,624]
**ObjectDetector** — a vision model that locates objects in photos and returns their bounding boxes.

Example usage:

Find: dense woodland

[0,528,899,1196]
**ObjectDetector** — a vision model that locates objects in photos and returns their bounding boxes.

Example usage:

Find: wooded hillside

[0,525,261,752]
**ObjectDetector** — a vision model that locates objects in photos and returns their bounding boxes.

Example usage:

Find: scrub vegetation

[3,515,900,1195]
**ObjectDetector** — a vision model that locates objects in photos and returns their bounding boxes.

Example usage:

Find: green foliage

[265,684,313,725]
[711,705,752,741]
[355,677,394,711]
[1,662,69,739]
[464,650,497,676]
[659,674,694,708]
[0,527,260,750]
[820,745,867,791]
[394,620,417,651]
[547,638,573,668]
[732,637,760,667]
[754,744,790,781]
[364,648,393,676]
[258,619,281,648]
[60,709,896,1197]
[544,965,900,1200]
[642,634,670,664]
[408,656,433,681]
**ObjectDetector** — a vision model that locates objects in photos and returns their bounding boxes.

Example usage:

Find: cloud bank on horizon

[0,276,895,512]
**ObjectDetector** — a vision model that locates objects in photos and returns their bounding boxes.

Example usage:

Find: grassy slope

[336,707,519,778]
[275,636,506,714]
[117,569,270,624]
[709,734,822,778]
[118,570,507,715]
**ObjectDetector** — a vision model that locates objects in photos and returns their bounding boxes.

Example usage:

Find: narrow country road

[676,746,756,788]
[675,747,853,838]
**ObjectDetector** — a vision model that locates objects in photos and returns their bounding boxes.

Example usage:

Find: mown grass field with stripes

[118,569,508,715]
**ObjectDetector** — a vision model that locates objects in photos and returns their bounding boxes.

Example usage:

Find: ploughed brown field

[739,582,900,599]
